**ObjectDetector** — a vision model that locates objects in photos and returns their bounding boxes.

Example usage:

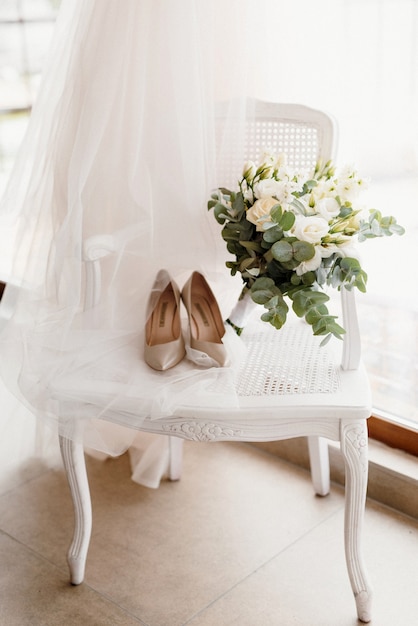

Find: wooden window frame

[368,414,418,457]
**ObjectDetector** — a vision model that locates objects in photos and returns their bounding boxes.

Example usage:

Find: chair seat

[54,317,371,444]
[57,314,373,623]
[177,318,371,417]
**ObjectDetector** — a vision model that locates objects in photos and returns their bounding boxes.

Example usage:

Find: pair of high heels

[144,269,228,371]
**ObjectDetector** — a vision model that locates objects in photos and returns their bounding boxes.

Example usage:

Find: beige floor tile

[185,502,418,626]
[85,442,346,626]
[0,441,344,626]
[0,533,145,626]
[0,466,76,572]
[2,440,417,626]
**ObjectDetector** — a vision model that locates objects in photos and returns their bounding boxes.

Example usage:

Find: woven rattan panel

[245,120,319,168]
[236,323,340,397]
[217,118,320,189]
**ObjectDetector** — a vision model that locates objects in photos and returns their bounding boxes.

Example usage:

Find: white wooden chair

[60,100,373,623]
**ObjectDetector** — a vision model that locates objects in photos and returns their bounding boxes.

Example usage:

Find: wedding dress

[0,0,259,487]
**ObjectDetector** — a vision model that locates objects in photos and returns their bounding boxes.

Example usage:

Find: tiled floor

[1,440,418,625]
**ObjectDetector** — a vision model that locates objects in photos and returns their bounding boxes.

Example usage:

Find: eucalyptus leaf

[252,289,275,304]
[280,211,296,231]
[261,295,288,328]
[270,204,283,224]
[301,271,316,286]
[303,179,318,191]
[271,240,293,262]
[305,304,329,325]
[239,257,258,271]
[263,225,283,244]
[232,192,245,215]
[252,276,276,290]
[292,241,315,262]
[291,198,308,215]
[240,240,265,253]
[339,206,353,218]
[213,202,230,224]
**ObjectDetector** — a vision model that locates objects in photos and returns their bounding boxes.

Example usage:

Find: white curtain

[246,0,418,422]
[0,0,416,492]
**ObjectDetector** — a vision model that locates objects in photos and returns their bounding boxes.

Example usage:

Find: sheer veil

[0,0,259,486]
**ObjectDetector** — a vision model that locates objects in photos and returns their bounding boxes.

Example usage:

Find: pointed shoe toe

[144,270,186,371]
[182,271,228,367]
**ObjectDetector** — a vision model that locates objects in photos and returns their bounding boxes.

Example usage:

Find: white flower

[296,197,316,216]
[345,211,363,231]
[310,179,337,203]
[273,152,287,168]
[246,196,277,231]
[242,160,256,180]
[334,239,360,259]
[318,243,338,258]
[260,149,278,166]
[295,246,322,276]
[292,215,330,244]
[334,165,369,203]
[316,197,340,221]
[254,178,284,200]
[254,178,303,206]
[242,186,254,203]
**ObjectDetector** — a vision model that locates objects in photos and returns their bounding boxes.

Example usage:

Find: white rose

[292,215,329,244]
[316,197,340,220]
[295,246,322,276]
[246,196,278,231]
[253,179,283,199]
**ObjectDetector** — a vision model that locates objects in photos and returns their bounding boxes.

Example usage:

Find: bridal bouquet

[208,153,404,344]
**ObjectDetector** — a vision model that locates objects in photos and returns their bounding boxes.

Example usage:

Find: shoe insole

[147,285,180,346]
[189,294,222,344]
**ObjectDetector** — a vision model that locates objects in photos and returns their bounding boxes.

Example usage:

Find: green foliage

[207,155,405,343]
[358,209,405,242]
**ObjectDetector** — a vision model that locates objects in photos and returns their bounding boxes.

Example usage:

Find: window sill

[251,437,418,520]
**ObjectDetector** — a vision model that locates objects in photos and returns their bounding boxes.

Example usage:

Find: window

[246,0,418,439]
[0,0,60,193]
[0,0,417,447]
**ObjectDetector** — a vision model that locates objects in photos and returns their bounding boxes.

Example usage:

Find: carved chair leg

[307,436,330,496]
[168,436,183,481]
[340,419,372,623]
[59,435,92,585]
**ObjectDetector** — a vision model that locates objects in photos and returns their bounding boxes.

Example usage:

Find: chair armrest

[82,234,118,262]
[341,288,361,371]
[82,235,118,310]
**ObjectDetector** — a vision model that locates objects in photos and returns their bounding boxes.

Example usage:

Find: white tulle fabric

[0,0,258,486]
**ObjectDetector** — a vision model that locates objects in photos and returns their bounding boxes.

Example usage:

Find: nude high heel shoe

[144,270,186,370]
[181,271,228,367]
